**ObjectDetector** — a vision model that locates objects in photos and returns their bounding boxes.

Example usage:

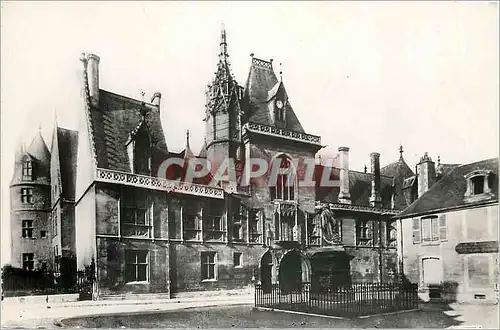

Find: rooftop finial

[219,22,228,60]
[437,155,441,166]
[186,129,190,145]
[279,62,283,81]
[364,165,368,173]
[140,91,145,101]
[38,122,42,132]
[399,145,404,157]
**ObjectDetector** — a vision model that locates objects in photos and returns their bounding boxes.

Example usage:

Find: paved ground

[1,296,498,329]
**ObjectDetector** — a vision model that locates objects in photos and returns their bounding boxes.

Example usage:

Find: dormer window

[464,170,493,202]
[274,99,286,126]
[126,120,152,176]
[22,160,33,181]
[471,176,485,195]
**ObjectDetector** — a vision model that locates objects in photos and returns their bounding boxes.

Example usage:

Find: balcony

[96,168,224,199]
[243,122,322,146]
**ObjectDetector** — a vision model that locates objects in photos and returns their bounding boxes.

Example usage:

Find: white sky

[1,1,498,265]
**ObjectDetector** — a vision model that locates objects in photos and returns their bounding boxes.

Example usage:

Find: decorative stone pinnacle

[399,145,404,155]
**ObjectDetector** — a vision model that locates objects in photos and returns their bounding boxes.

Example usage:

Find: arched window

[22,160,33,181]
[270,155,295,201]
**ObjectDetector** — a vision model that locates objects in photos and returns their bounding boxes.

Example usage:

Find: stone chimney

[417,152,436,198]
[338,147,351,204]
[151,92,162,108]
[86,54,100,107]
[369,152,382,207]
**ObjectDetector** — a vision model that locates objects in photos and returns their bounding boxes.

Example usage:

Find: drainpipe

[379,215,383,282]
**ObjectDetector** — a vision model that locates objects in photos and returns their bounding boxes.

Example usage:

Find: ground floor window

[125,250,148,282]
[22,253,34,271]
[233,252,242,267]
[201,251,217,280]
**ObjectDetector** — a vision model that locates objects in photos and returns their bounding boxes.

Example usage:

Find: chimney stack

[86,54,100,107]
[369,152,382,207]
[151,92,162,108]
[417,152,436,198]
[338,147,351,204]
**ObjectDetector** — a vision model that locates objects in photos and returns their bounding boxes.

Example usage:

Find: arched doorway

[260,251,274,293]
[279,250,311,293]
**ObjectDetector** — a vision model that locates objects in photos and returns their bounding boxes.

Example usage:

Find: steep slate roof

[57,127,78,201]
[394,158,498,218]
[315,165,394,208]
[380,151,415,210]
[242,57,304,132]
[88,89,169,175]
[10,132,51,186]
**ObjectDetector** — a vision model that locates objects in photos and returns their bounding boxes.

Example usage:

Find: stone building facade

[10,133,52,271]
[9,124,78,285]
[394,157,498,303]
[73,28,418,299]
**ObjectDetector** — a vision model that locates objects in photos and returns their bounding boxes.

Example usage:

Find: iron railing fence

[255,282,418,318]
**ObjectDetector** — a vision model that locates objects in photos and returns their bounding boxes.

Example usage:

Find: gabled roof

[56,127,78,201]
[394,158,498,218]
[315,165,394,208]
[242,57,304,132]
[380,150,415,209]
[86,89,168,175]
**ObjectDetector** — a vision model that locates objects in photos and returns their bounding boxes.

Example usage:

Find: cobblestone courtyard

[2,297,497,329]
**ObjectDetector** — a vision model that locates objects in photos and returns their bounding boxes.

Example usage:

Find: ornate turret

[204,24,243,173]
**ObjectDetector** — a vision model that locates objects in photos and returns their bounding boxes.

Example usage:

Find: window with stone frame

[232,203,245,242]
[125,250,148,282]
[248,209,262,243]
[21,188,33,204]
[464,170,493,201]
[386,221,397,247]
[201,251,217,281]
[204,200,225,241]
[356,220,371,242]
[233,252,243,268]
[121,188,152,237]
[270,155,295,201]
[183,200,202,241]
[22,253,34,271]
[22,220,33,238]
[22,160,33,181]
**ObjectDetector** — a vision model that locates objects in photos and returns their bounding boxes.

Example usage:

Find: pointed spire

[184,129,194,159]
[219,22,228,61]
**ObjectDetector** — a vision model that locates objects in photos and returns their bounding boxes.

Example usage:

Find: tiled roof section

[57,127,78,200]
[198,141,207,158]
[242,57,304,132]
[437,163,460,180]
[315,165,394,208]
[395,158,499,218]
[381,155,415,210]
[90,89,169,175]
[27,132,51,164]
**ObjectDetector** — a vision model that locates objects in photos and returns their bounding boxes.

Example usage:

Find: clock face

[276,100,284,109]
